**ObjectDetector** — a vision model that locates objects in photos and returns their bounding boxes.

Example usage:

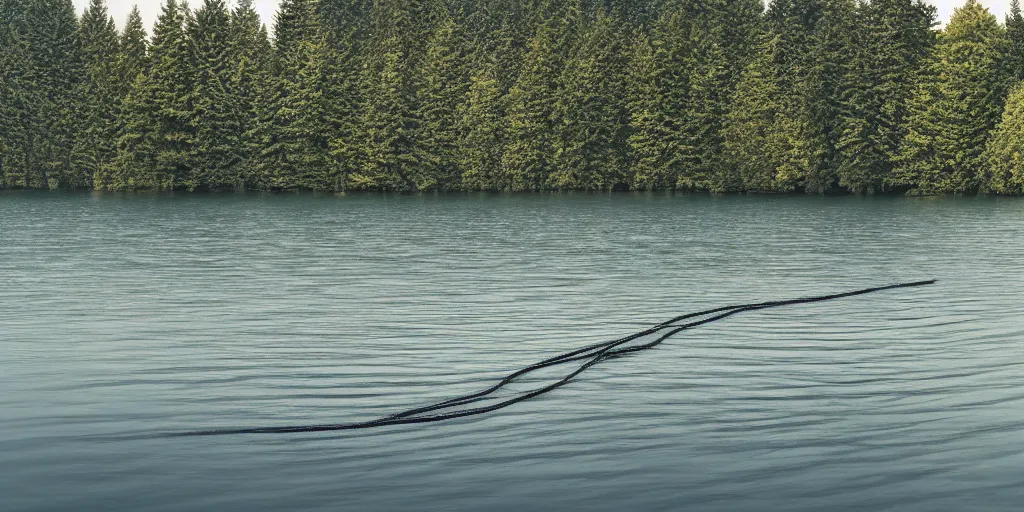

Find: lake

[2,191,1023,511]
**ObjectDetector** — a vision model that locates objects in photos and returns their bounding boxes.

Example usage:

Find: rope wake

[173,280,936,436]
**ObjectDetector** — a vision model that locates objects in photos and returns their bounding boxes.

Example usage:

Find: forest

[3,0,1024,195]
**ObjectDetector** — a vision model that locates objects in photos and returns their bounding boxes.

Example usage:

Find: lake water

[2,191,1023,511]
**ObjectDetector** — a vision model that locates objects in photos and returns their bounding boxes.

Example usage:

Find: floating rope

[172,280,936,436]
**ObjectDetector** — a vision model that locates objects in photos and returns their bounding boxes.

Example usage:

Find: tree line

[4,0,1024,195]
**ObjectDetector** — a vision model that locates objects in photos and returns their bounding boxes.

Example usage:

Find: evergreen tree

[722,31,818,192]
[410,16,468,191]
[549,10,628,190]
[228,0,271,190]
[625,29,666,190]
[117,6,148,93]
[0,1,37,187]
[77,0,120,186]
[21,0,84,188]
[501,21,561,191]
[894,0,1011,194]
[187,0,238,190]
[321,0,370,192]
[678,0,764,192]
[352,33,416,190]
[458,61,505,191]
[258,0,332,190]
[107,0,193,190]
[834,0,936,193]
[1007,0,1024,80]
[462,0,529,93]
[5,0,1024,195]
[983,83,1024,195]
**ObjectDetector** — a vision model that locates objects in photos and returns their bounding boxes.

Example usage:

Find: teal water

[2,191,1023,511]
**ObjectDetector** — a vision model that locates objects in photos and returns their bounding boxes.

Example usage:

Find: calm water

[2,192,1023,511]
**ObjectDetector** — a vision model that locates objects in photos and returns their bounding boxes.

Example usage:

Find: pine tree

[117,6,148,89]
[894,0,1011,194]
[834,0,936,194]
[227,0,271,190]
[258,0,332,190]
[321,0,370,192]
[630,5,691,190]
[0,1,37,187]
[187,0,238,190]
[458,61,505,191]
[625,29,666,191]
[1006,0,1024,80]
[677,0,764,192]
[6,0,1024,195]
[983,83,1024,195]
[22,0,84,188]
[353,33,416,190]
[549,10,628,190]
[108,0,193,190]
[410,16,468,191]
[501,21,560,191]
[90,6,148,188]
[722,32,818,192]
[77,0,120,187]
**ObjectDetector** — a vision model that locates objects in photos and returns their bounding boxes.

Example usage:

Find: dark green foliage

[4,0,1024,195]
[117,6,148,89]
[1,4,38,188]
[723,31,817,192]
[353,33,416,191]
[500,16,563,191]
[321,0,370,192]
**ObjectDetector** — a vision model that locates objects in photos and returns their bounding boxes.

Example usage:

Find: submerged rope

[172,280,936,436]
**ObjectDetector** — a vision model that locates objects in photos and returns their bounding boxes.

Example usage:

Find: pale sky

[75,0,1014,31]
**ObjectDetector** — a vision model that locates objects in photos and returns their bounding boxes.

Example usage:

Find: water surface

[2,192,1023,511]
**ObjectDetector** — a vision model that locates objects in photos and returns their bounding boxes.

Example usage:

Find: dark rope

[170,280,936,436]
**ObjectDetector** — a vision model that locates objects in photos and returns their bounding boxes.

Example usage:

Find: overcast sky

[74,0,1014,31]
